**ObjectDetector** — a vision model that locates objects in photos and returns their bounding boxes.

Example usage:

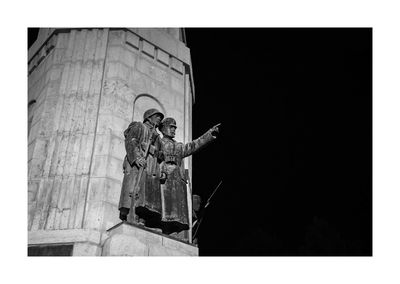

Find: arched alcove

[132,94,166,122]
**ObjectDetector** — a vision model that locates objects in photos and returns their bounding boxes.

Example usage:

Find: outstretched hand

[210,123,221,137]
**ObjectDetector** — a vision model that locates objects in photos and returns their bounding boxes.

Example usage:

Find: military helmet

[160,117,177,129]
[143,108,164,121]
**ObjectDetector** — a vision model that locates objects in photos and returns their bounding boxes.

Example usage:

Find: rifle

[192,180,223,241]
[129,128,157,198]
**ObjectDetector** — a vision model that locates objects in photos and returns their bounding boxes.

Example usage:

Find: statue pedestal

[101,222,198,256]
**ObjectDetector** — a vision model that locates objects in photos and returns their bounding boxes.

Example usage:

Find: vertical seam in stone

[131,43,139,115]
[61,30,88,229]
[66,29,92,228]
[73,29,100,229]
[183,71,186,145]
[54,29,85,230]
[81,29,110,228]
[70,29,97,228]
[184,72,193,243]
[33,33,74,230]
[42,178,56,229]
[46,40,73,180]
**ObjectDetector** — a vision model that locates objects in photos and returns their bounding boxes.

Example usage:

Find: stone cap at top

[28,28,191,66]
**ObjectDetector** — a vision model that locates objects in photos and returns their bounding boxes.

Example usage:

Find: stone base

[101,222,198,256]
[28,228,103,256]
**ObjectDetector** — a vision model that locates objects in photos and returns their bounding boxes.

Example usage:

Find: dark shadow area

[28,244,73,256]
[28,28,39,49]
[186,28,372,256]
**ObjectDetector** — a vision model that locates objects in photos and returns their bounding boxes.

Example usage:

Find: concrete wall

[28,28,195,254]
[102,223,198,256]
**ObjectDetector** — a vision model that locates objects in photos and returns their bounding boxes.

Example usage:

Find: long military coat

[119,121,163,225]
[160,130,215,234]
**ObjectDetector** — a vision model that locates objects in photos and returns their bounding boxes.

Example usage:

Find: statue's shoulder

[130,121,147,130]
[161,137,178,146]
[161,137,174,142]
[173,141,185,152]
[128,121,144,128]
[124,121,144,137]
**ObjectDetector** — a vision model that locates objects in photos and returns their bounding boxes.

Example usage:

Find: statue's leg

[120,165,138,223]
[119,172,132,221]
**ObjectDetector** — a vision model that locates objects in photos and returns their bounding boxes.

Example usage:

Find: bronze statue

[118,108,164,228]
[158,117,220,236]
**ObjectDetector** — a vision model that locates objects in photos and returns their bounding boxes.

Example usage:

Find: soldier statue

[158,117,220,235]
[118,108,164,228]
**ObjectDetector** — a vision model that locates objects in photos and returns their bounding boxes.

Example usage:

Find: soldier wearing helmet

[118,108,165,228]
[158,117,219,240]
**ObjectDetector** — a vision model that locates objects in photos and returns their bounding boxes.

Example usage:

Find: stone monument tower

[28,28,197,256]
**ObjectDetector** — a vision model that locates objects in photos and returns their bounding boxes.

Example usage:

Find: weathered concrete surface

[29,28,191,68]
[102,223,198,256]
[28,29,110,232]
[28,228,103,256]
[28,28,196,255]
[29,228,101,244]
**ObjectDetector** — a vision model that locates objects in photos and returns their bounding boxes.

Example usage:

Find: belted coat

[118,121,163,224]
[160,130,216,234]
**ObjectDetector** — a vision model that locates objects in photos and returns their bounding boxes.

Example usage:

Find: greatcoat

[119,121,163,226]
[160,130,216,234]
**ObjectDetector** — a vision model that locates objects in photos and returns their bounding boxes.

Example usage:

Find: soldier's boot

[133,215,146,226]
[119,208,129,221]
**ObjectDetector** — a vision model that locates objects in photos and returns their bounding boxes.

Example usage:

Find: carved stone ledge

[102,222,198,256]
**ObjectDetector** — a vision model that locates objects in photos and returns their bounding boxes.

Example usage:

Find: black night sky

[186,28,372,256]
[28,28,372,256]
